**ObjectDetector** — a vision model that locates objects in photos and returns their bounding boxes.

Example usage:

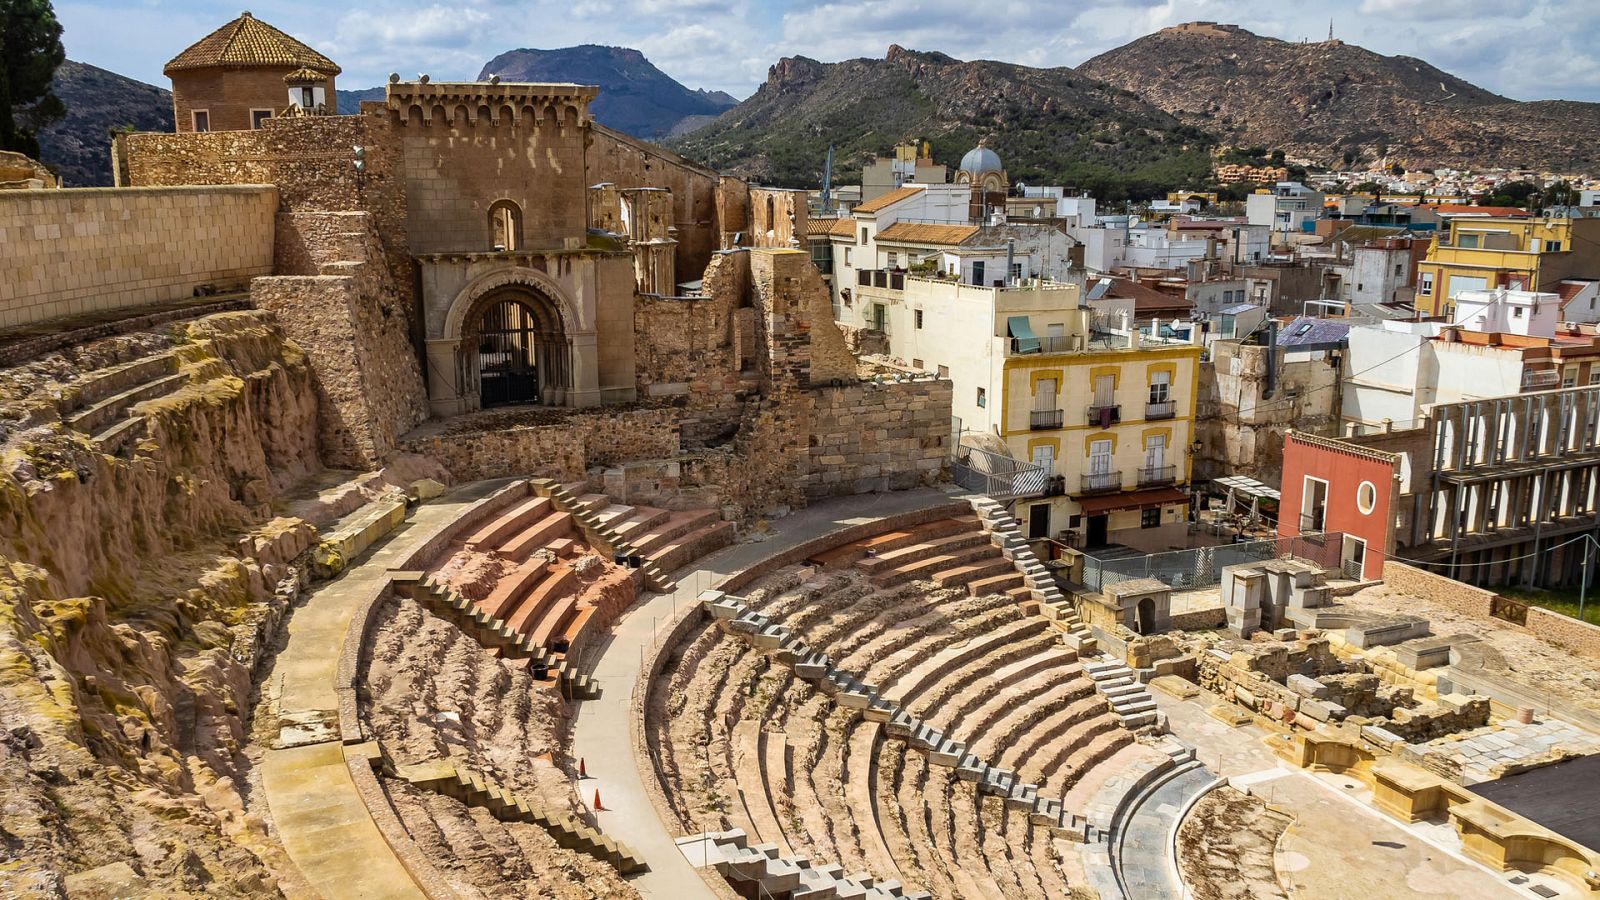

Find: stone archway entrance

[467,291,570,408]
[425,265,600,416]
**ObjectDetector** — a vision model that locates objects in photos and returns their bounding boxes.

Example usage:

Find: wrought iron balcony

[1087,404,1121,427]
[1080,471,1122,495]
[1138,464,1176,487]
[1029,408,1064,430]
[1145,400,1175,420]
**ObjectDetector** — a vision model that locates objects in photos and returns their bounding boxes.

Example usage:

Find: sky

[55,0,1600,103]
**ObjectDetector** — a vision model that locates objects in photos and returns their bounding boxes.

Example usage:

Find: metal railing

[856,269,906,291]
[1087,404,1121,426]
[1145,400,1175,420]
[1081,471,1122,494]
[1138,464,1176,486]
[1522,369,1559,390]
[952,445,1052,498]
[1030,408,1064,430]
[1299,512,1325,534]
[1009,335,1079,355]
[1080,531,1348,593]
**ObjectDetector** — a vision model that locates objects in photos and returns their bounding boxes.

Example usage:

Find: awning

[1078,487,1190,516]
[1007,315,1039,353]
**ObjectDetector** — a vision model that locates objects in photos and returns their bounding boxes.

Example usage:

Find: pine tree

[1,0,67,158]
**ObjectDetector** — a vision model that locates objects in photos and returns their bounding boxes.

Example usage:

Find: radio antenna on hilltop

[1328,19,1334,41]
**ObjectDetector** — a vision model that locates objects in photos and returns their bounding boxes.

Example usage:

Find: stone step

[930,557,1014,589]
[967,571,1026,598]
[855,529,991,574]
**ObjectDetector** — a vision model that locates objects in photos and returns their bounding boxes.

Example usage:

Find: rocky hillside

[1078,22,1600,171]
[477,45,736,138]
[669,46,1213,199]
[39,61,173,187]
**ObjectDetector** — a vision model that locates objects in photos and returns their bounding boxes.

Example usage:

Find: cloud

[53,0,1600,102]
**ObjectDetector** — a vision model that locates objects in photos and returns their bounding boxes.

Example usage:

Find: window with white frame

[1148,370,1170,405]
[1419,272,1434,296]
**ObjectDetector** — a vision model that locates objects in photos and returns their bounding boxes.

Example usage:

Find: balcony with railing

[856,268,907,291]
[1087,404,1121,427]
[1521,369,1559,390]
[1008,334,1084,355]
[1029,408,1064,430]
[1080,471,1122,495]
[1138,464,1176,487]
[1299,510,1326,534]
[1145,400,1175,420]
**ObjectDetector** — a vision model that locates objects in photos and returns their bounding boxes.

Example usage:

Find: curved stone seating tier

[657,554,1150,898]
[426,485,637,677]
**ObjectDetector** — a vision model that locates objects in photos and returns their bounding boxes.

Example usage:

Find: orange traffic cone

[593,789,605,811]
[579,757,587,779]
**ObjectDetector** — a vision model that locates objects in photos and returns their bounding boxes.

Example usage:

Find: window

[843,247,852,266]
[250,109,272,129]
[488,200,523,251]
[914,308,924,329]
[1356,481,1377,515]
[1513,306,1525,319]
[937,365,949,378]
[1148,370,1170,405]
[1563,368,1578,388]
[976,387,987,408]
[1301,476,1328,533]
[1141,508,1161,529]
[886,251,898,267]
[972,261,986,285]
[860,228,868,246]
[912,358,924,369]
[1394,263,1404,276]
[1419,272,1434,296]
[1590,371,1600,386]
[1009,262,1023,281]
[1545,240,1564,252]
[1457,233,1481,249]
[191,109,210,132]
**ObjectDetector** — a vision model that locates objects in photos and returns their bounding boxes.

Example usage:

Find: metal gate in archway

[477,299,541,407]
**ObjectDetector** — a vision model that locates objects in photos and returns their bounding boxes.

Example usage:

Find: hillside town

[6,6,1600,900]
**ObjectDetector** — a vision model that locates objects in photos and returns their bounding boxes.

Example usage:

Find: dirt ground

[1341,584,1600,719]
[1176,786,1290,900]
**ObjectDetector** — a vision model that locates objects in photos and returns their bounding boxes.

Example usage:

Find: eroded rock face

[0,311,320,896]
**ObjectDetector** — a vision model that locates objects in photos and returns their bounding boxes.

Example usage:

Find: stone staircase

[679,828,932,900]
[1084,660,1160,730]
[532,479,735,593]
[391,571,598,700]
[395,759,645,875]
[967,497,1099,654]
[704,590,1094,840]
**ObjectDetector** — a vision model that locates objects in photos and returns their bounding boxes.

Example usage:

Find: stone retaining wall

[0,184,276,329]
[401,407,684,482]
[1383,562,1495,618]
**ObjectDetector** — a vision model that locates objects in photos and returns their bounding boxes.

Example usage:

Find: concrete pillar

[569,332,601,407]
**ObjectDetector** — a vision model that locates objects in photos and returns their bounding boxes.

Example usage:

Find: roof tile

[165,13,340,76]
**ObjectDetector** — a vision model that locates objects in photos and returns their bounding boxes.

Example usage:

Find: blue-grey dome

[959,144,1003,176]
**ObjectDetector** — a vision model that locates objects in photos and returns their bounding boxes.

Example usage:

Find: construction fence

[1081,531,1348,594]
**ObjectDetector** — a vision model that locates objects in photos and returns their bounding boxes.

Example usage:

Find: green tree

[1269,148,1286,166]
[1,0,66,158]
[1541,179,1577,210]
[1351,180,1384,196]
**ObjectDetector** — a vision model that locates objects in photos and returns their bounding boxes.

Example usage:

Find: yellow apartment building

[850,267,1202,551]
[999,330,1201,551]
[1416,216,1600,315]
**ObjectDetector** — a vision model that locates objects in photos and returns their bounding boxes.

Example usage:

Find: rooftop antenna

[822,144,834,213]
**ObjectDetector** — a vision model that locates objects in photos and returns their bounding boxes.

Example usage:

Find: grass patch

[1498,585,1600,626]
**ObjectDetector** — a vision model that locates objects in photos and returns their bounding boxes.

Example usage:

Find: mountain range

[1076,22,1600,172]
[37,61,173,187]
[35,24,1600,188]
[667,45,1214,197]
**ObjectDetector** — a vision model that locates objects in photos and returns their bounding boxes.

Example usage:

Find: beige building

[861,140,947,201]
[854,271,1202,550]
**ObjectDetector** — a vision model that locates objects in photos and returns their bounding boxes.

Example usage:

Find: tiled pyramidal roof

[164,12,340,76]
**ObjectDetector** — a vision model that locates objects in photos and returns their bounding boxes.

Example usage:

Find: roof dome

[959,141,1003,176]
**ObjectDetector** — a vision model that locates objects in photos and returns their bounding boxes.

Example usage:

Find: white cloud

[54,0,1600,102]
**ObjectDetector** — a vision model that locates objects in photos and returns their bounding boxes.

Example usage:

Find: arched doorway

[466,290,570,408]
[1136,596,1157,634]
